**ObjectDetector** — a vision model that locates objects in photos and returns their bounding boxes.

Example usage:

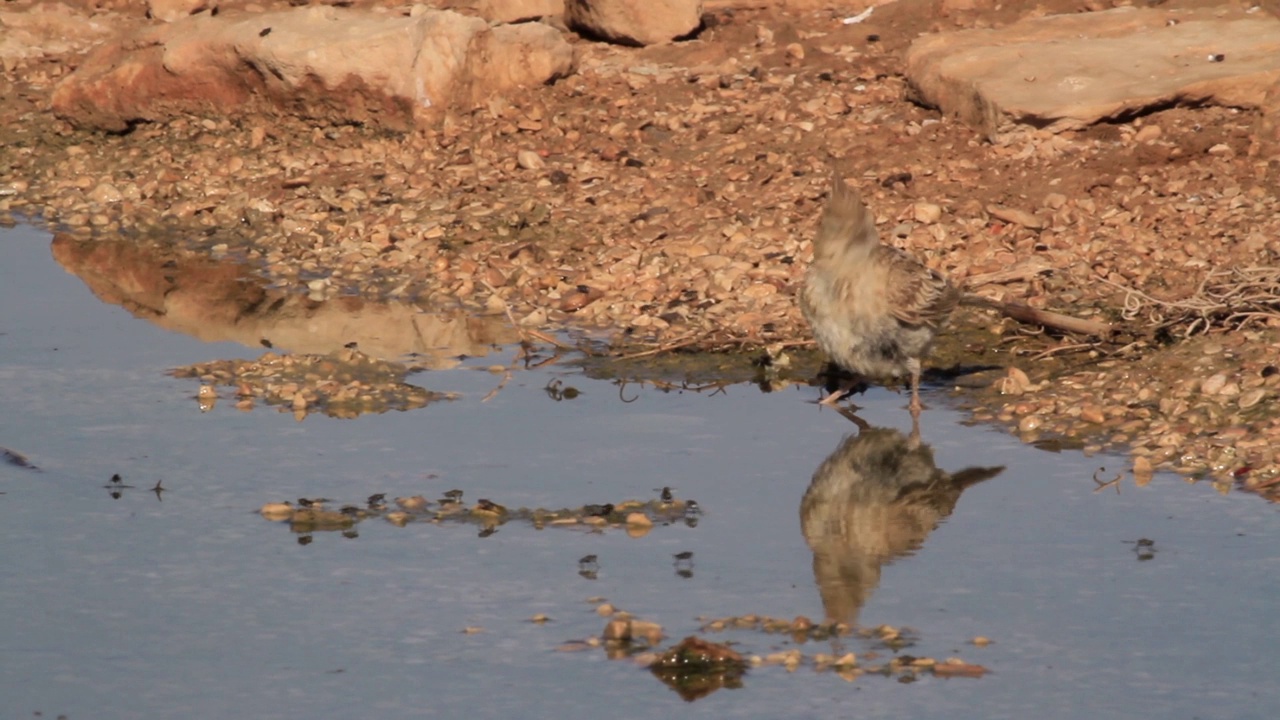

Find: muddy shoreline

[3,0,1279,495]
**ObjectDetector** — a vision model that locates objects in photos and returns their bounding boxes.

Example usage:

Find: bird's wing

[878,246,960,328]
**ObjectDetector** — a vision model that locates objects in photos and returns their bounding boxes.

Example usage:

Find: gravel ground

[3,0,1279,497]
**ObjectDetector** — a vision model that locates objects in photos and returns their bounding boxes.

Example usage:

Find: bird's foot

[816,375,868,407]
[817,390,848,407]
[907,388,928,424]
[817,386,862,409]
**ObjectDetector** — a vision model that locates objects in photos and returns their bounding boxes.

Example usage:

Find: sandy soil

[2,0,1280,495]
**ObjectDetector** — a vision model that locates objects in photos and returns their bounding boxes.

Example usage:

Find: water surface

[2,225,1277,720]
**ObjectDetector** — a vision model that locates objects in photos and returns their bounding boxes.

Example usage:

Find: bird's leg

[907,360,924,416]
[836,406,872,431]
[908,383,922,416]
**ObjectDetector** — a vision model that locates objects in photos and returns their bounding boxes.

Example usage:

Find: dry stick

[476,280,526,403]
[1108,340,1145,357]
[479,280,528,343]
[479,281,580,352]
[480,369,513,403]
[1249,475,1280,491]
[961,293,1113,337]
[613,335,702,361]
[630,336,815,356]
[1026,342,1096,362]
[713,338,815,350]
[526,328,574,350]
[524,353,566,370]
[963,260,1051,287]
[1092,468,1123,495]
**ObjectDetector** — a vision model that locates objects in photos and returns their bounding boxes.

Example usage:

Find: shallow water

[2,224,1278,720]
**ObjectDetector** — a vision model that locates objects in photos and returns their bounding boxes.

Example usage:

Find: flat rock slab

[51,6,575,132]
[906,7,1280,138]
[0,3,119,62]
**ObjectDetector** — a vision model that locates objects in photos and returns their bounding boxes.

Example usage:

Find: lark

[801,170,959,415]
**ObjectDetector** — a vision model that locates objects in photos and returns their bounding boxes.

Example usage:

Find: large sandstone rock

[565,0,702,46]
[51,6,575,132]
[1251,76,1280,159]
[440,0,562,24]
[0,3,119,65]
[906,7,1280,138]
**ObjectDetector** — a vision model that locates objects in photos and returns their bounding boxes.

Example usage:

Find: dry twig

[1026,342,1097,362]
[964,259,1052,287]
[481,368,513,403]
[1092,467,1123,494]
[612,334,702,360]
[1099,266,1280,338]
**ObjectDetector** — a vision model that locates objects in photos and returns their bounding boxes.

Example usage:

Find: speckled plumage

[801,171,959,410]
[800,420,1003,623]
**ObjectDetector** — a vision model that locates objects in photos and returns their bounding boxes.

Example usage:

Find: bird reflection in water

[800,410,1003,625]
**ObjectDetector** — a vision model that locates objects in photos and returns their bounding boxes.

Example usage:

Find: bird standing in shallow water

[801,168,960,416]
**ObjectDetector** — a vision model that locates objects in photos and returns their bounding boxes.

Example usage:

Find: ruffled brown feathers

[802,170,960,413]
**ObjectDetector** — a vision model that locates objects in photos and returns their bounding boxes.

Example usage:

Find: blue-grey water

[2,224,1277,720]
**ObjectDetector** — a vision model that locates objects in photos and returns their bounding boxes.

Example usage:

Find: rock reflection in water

[800,413,1003,625]
[50,233,517,367]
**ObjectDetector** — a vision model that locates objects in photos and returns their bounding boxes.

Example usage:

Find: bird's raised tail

[814,170,879,258]
[948,465,1006,491]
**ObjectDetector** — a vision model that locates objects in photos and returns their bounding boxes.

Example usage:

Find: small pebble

[1079,405,1105,424]
[1238,388,1266,409]
[516,150,545,170]
[1201,374,1227,395]
[395,495,428,512]
[260,502,293,520]
[624,512,652,527]
[1133,456,1154,486]
[912,202,941,224]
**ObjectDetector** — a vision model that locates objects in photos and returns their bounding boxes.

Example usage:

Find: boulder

[565,0,702,46]
[51,6,575,132]
[1251,76,1280,159]
[0,3,120,65]
[905,7,1280,139]
[441,0,563,24]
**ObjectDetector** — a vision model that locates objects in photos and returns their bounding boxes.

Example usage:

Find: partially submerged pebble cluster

[699,613,859,643]
[555,603,987,696]
[695,614,987,680]
[171,347,453,419]
[259,494,699,537]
